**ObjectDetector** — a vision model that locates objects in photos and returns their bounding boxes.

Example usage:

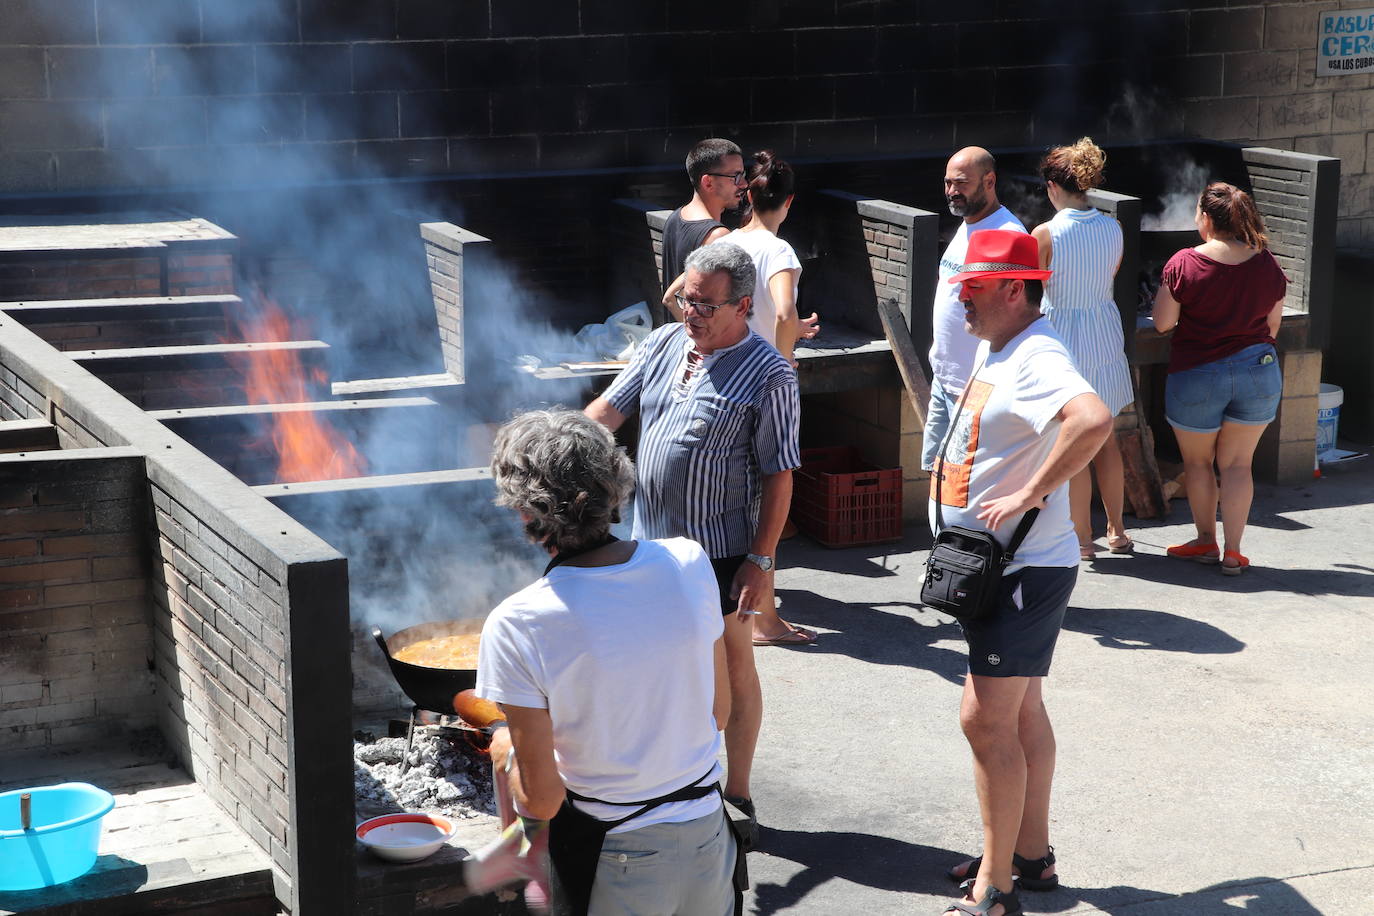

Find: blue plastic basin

[0,783,115,890]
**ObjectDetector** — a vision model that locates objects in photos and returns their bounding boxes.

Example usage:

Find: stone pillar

[1256,347,1321,484]
[420,222,492,384]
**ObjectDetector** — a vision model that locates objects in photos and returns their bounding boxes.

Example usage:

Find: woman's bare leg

[1214,421,1269,559]
[1172,426,1222,544]
[1092,432,1128,546]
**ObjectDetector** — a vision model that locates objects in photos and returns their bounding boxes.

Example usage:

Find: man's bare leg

[721,612,762,800]
[960,672,1031,909]
[1014,677,1057,881]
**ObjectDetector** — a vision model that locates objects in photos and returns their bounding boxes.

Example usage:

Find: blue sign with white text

[1317,9,1374,75]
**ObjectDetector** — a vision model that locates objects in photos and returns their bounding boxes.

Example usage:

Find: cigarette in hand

[740,609,761,615]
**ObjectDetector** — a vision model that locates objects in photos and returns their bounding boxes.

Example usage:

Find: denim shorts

[1166,343,1283,434]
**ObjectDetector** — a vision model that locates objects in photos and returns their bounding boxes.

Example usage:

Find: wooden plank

[1119,426,1167,520]
[877,297,930,427]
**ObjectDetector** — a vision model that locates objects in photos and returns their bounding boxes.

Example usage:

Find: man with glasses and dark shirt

[585,242,800,852]
[661,139,748,317]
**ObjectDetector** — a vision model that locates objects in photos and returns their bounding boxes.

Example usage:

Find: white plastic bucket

[1317,383,1343,456]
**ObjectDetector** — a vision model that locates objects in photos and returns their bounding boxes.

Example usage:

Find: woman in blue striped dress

[1032,138,1136,559]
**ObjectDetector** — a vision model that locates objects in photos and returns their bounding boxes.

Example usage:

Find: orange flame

[234,295,367,483]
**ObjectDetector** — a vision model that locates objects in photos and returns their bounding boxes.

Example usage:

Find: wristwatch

[745,553,775,572]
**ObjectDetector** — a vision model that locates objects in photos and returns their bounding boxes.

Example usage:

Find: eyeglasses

[674,293,739,316]
[705,171,748,185]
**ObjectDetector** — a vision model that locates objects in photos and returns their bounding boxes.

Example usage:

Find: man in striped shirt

[585,242,801,848]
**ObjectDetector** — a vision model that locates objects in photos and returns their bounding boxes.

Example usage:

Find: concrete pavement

[746,455,1374,915]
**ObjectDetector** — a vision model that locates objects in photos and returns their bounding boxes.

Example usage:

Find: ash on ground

[354,727,498,822]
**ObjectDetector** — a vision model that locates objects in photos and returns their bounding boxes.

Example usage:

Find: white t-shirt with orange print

[928,317,1094,572]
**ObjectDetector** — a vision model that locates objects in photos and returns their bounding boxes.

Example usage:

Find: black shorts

[710,555,747,616]
[960,566,1077,677]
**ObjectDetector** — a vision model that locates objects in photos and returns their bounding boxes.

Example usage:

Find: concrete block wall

[0,449,152,751]
[1,2,1369,244]
[0,316,355,913]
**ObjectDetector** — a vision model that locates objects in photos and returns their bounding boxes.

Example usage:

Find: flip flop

[752,627,816,646]
[1106,536,1134,554]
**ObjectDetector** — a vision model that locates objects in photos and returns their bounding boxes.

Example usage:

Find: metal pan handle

[371,627,391,659]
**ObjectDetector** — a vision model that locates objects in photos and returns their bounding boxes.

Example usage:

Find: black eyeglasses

[705,171,747,184]
[674,293,738,316]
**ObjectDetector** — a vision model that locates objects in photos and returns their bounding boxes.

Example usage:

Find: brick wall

[2,2,1370,242]
[421,221,482,381]
[0,316,355,912]
[0,449,152,751]
[0,296,238,352]
[0,247,235,302]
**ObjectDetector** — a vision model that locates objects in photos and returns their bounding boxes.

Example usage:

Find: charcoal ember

[353,729,496,820]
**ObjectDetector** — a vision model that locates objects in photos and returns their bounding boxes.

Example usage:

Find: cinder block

[1258,92,1333,138]
[0,681,45,704]
[1276,395,1319,442]
[1332,88,1374,134]
[1190,7,1263,53]
[1266,3,1328,50]
[1224,50,1298,95]
[1185,98,1259,140]
[1281,348,1323,398]
[31,697,96,726]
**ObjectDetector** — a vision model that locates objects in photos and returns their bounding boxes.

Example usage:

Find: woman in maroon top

[1153,182,1287,575]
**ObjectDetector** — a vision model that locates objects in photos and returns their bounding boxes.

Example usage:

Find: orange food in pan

[392,633,481,669]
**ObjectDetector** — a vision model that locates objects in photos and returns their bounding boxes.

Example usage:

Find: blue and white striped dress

[603,323,801,558]
[1042,207,1134,416]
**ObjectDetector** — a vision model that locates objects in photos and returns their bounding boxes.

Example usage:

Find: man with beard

[923,147,1027,472]
[661,138,748,315]
[585,242,800,851]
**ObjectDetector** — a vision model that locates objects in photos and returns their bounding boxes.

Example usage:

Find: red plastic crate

[791,446,903,548]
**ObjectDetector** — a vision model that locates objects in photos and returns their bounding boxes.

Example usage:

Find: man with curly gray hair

[585,241,802,851]
[477,408,742,915]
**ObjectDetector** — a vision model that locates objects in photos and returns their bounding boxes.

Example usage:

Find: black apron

[540,540,748,916]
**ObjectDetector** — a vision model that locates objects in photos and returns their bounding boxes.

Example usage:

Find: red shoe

[1221,550,1249,576]
[1166,540,1220,564]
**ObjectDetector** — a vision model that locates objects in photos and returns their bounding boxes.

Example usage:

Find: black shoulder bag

[920,362,1039,622]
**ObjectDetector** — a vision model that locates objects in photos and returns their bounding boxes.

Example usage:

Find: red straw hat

[948,229,1052,284]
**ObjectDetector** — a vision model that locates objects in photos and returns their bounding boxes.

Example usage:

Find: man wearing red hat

[931,229,1112,916]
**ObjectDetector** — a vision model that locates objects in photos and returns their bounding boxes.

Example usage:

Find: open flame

[233,294,367,483]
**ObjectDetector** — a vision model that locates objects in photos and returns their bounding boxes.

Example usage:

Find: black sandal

[942,881,1021,915]
[945,845,1058,891]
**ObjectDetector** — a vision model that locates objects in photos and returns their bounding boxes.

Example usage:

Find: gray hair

[685,241,756,305]
[490,408,634,554]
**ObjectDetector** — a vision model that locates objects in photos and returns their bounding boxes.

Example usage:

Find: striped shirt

[1042,207,1134,415]
[604,323,801,558]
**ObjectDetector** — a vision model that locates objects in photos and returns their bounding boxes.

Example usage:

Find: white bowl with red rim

[356,813,457,863]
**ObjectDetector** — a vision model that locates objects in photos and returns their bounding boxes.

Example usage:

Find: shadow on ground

[749,826,1325,916]
[1062,605,1245,654]
[1081,550,1374,600]
[774,589,967,684]
[747,827,962,914]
